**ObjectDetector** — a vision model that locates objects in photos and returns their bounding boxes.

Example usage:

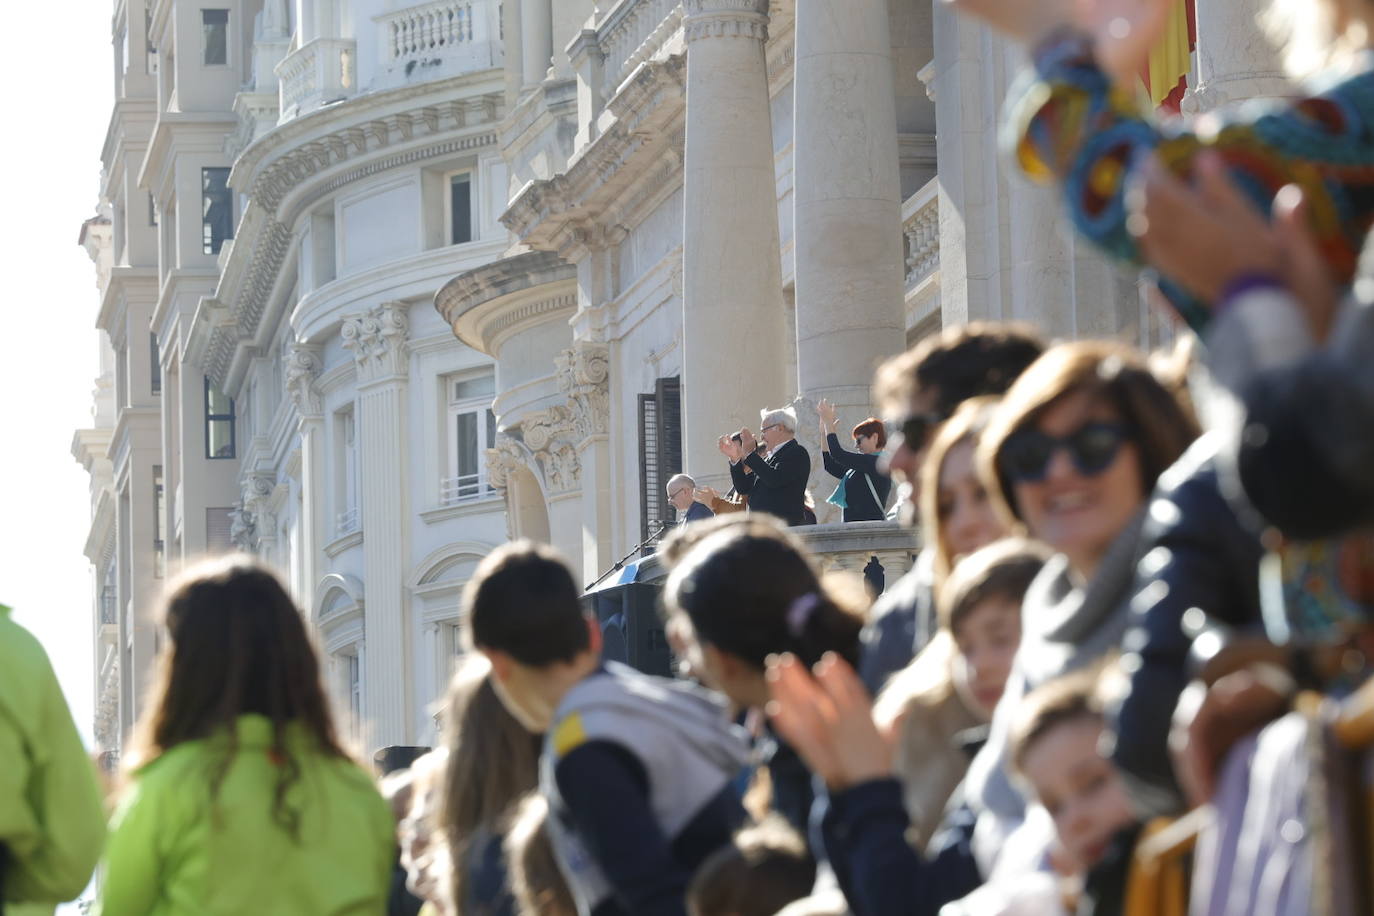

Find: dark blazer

[822,433,892,522]
[680,501,715,525]
[730,439,811,526]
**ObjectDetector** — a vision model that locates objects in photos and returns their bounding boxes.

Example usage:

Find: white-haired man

[666,473,714,526]
[718,406,811,526]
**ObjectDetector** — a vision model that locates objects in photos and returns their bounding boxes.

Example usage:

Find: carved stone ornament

[285,344,324,418]
[485,433,528,492]
[342,302,410,383]
[229,503,257,552]
[555,342,611,441]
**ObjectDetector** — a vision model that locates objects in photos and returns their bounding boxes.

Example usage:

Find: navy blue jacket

[822,434,892,522]
[730,439,811,526]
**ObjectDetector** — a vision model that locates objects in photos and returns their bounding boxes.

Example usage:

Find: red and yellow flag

[1141,0,1196,112]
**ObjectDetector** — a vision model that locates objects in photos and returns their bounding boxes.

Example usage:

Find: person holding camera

[718,407,811,527]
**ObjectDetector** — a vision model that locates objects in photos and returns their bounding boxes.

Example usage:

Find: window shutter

[637,377,682,543]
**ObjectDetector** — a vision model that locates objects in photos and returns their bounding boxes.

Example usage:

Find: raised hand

[766,653,894,790]
[738,428,758,455]
[818,398,839,432]
[719,435,743,462]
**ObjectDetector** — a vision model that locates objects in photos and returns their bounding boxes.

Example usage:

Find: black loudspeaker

[581,583,672,678]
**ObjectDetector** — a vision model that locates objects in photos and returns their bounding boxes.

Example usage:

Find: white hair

[1264,0,1370,79]
[759,406,797,434]
[666,473,695,494]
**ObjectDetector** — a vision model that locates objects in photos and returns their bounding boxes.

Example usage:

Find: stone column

[681,0,790,490]
[286,344,326,593]
[792,0,905,422]
[1183,0,1290,113]
[342,302,413,749]
[521,0,553,89]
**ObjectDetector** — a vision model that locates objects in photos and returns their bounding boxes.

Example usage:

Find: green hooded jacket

[0,603,106,916]
[95,714,394,915]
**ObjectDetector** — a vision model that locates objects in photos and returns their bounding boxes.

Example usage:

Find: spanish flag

[1142,0,1196,112]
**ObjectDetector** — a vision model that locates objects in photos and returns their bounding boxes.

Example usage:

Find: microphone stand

[585,520,671,592]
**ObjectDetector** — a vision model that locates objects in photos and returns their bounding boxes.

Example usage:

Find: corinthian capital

[286,343,324,418]
[555,342,611,440]
[684,0,770,42]
[342,302,410,383]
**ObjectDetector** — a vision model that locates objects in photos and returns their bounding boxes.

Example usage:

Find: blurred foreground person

[1,601,105,916]
[96,557,394,915]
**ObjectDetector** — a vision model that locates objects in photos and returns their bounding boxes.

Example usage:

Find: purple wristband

[1217,272,1286,315]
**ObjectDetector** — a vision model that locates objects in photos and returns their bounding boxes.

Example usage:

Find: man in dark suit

[666,473,715,526]
[722,406,812,526]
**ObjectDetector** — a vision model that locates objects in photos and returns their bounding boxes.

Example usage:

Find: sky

[1,3,114,742]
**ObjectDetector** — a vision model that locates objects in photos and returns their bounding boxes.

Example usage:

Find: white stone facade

[77,0,1284,756]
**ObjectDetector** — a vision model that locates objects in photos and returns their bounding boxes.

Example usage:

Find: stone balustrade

[276,38,357,123]
[375,0,501,85]
[597,0,683,101]
[632,519,920,590]
[902,176,939,293]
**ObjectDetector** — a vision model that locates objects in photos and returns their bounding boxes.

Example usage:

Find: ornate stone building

[78,0,1286,756]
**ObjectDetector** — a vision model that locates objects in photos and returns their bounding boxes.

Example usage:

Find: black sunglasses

[1000,421,1132,483]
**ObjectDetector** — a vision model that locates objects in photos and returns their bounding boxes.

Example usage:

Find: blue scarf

[826,451,883,511]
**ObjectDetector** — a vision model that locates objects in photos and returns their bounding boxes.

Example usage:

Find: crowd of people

[8,0,1374,912]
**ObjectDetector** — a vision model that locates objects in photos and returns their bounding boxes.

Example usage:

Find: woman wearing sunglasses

[957,340,1197,878]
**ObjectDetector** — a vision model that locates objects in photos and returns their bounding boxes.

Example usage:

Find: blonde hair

[918,397,1002,586]
[1265,0,1373,78]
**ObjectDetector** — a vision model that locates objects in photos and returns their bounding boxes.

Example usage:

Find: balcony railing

[903,177,939,293]
[597,0,683,100]
[375,0,501,86]
[440,473,495,507]
[335,506,361,538]
[276,38,356,123]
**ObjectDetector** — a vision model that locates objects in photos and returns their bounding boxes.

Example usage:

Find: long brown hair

[438,654,540,910]
[132,555,348,839]
[918,397,1002,586]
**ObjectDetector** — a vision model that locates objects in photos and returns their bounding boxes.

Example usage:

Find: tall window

[202,9,229,66]
[443,373,496,505]
[346,652,363,740]
[336,408,359,535]
[449,173,473,245]
[637,377,682,542]
[206,507,235,554]
[202,167,234,255]
[152,466,165,578]
[204,377,236,459]
[150,333,161,395]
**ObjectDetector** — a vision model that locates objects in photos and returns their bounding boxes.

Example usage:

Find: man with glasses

[666,473,715,526]
[719,406,811,527]
[861,323,1046,693]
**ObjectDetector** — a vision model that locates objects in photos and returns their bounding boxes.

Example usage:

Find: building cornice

[435,250,578,354]
[100,98,157,174]
[96,266,159,341]
[138,112,240,196]
[501,53,686,260]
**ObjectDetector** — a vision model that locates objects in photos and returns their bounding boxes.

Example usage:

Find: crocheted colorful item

[1008,30,1374,331]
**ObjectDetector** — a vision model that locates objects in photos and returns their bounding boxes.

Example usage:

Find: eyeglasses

[999,421,1132,483]
[894,412,943,453]
[668,488,691,501]
[760,424,783,434]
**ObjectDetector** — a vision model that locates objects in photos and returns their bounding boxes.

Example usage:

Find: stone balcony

[595,0,684,102]
[903,176,940,336]
[276,37,357,123]
[373,0,503,91]
[634,519,920,590]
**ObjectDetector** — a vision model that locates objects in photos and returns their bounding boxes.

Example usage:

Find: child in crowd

[97,557,394,915]
[874,538,1050,848]
[465,540,749,916]
[399,749,454,915]
[686,817,817,916]
[664,525,866,839]
[437,654,538,916]
[503,793,576,916]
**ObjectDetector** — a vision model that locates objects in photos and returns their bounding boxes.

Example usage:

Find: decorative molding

[230,471,278,552]
[485,341,611,495]
[286,343,324,418]
[342,302,410,383]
